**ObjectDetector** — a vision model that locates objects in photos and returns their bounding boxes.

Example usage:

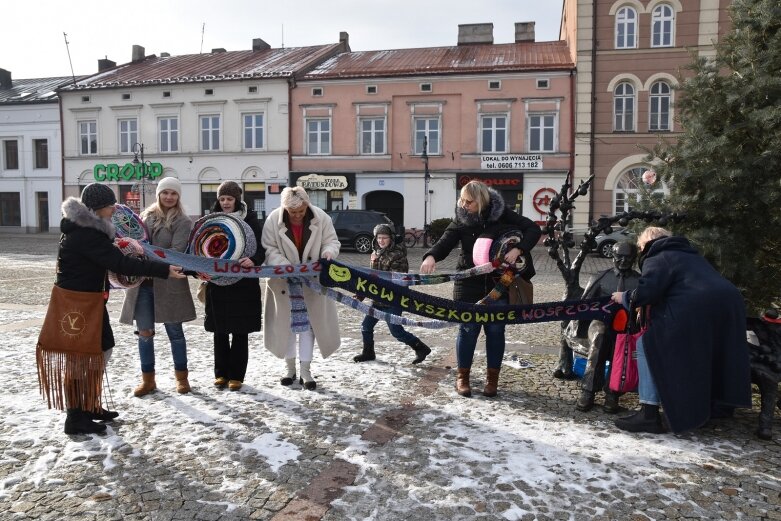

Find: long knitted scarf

[320,259,617,325]
[288,278,310,333]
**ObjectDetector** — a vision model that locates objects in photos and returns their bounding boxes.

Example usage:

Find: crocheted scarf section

[287,278,310,333]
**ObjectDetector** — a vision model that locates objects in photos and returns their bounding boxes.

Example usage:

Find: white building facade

[0,71,71,233]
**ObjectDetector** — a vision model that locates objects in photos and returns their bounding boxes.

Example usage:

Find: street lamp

[131,142,153,209]
[422,136,431,247]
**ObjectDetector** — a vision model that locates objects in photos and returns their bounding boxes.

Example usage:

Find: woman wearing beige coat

[120,177,196,396]
[261,187,340,390]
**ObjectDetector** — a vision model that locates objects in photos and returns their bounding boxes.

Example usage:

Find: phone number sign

[481,154,543,170]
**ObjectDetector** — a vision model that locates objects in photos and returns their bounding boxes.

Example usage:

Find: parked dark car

[327,210,404,254]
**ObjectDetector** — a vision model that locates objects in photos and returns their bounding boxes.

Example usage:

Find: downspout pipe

[588,0,597,224]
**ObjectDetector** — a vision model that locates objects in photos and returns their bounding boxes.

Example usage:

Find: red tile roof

[62,43,345,90]
[304,41,574,80]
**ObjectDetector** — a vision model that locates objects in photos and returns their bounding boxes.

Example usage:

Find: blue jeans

[456,297,506,369]
[135,285,188,373]
[636,336,660,405]
[361,304,419,346]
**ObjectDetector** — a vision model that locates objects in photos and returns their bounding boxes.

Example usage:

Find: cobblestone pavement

[0,234,779,521]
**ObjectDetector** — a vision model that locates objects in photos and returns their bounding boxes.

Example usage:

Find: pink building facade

[562,0,732,227]
[291,23,574,231]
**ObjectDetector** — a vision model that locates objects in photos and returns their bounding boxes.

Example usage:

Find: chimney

[98,58,116,72]
[211,48,226,53]
[252,38,270,51]
[457,23,494,46]
[131,45,146,62]
[339,31,351,51]
[515,22,536,42]
[0,68,11,89]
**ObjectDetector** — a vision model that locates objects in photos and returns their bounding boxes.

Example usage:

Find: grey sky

[3,0,564,79]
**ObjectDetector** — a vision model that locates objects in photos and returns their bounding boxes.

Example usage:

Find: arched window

[614,82,635,131]
[651,4,675,47]
[615,7,637,49]
[614,167,667,214]
[649,81,672,131]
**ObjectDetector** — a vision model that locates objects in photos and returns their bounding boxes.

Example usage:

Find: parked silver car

[594,228,637,258]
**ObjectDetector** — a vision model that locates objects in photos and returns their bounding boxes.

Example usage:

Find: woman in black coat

[57,183,184,435]
[204,181,265,391]
[420,180,541,398]
[611,227,752,433]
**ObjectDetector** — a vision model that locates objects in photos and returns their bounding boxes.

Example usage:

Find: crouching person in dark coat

[55,183,185,435]
[611,227,751,433]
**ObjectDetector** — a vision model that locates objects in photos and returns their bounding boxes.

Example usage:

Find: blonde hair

[460,180,491,215]
[280,186,310,209]
[141,194,185,231]
[637,226,671,250]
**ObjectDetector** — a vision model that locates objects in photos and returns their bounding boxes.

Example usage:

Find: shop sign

[296,174,348,191]
[93,162,164,182]
[458,172,523,189]
[481,154,543,170]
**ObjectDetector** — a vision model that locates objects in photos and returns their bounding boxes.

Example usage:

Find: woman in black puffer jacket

[420,180,541,398]
[56,183,184,435]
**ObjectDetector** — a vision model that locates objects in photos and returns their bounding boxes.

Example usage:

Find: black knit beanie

[81,183,117,211]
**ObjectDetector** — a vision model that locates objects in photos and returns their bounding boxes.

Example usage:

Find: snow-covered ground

[0,251,779,520]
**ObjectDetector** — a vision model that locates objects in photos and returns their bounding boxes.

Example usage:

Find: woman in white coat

[261,187,341,390]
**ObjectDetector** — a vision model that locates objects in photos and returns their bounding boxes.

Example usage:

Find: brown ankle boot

[133,372,156,397]
[455,368,472,397]
[483,367,500,397]
[175,370,191,394]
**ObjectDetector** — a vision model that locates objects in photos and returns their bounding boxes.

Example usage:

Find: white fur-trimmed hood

[61,197,116,239]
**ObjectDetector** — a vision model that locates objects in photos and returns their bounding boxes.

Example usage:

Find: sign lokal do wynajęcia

[481,154,543,170]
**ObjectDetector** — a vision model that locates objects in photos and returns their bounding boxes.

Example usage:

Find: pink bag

[609,331,641,392]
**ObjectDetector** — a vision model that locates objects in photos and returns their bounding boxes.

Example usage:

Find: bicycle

[403,225,439,248]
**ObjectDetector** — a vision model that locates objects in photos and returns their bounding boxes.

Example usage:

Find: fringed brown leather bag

[36,284,105,412]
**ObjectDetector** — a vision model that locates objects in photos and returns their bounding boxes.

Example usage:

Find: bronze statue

[563,242,640,412]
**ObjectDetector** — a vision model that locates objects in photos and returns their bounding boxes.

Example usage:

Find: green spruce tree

[651,0,781,312]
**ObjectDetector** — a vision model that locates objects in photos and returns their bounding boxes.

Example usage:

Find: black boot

[353,342,376,363]
[614,404,666,434]
[602,391,621,414]
[64,408,107,435]
[85,408,120,422]
[411,341,431,364]
[575,390,595,412]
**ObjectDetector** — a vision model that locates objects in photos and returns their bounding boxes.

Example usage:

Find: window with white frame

[159,117,179,153]
[651,4,675,47]
[79,120,97,155]
[480,115,508,153]
[649,81,672,131]
[528,113,557,152]
[200,115,221,151]
[243,113,265,150]
[118,119,138,154]
[615,6,637,49]
[413,117,440,155]
[614,82,635,131]
[614,166,667,214]
[306,118,331,155]
[360,117,386,155]
[33,139,48,169]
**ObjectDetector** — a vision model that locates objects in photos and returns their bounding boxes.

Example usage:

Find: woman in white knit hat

[120,176,197,396]
[261,186,341,390]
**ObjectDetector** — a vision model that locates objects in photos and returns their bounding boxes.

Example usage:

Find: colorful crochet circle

[109,237,147,289]
[111,204,149,241]
[187,212,257,286]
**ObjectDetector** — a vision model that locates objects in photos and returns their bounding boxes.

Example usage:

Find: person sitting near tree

[354,224,431,365]
[570,241,640,413]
